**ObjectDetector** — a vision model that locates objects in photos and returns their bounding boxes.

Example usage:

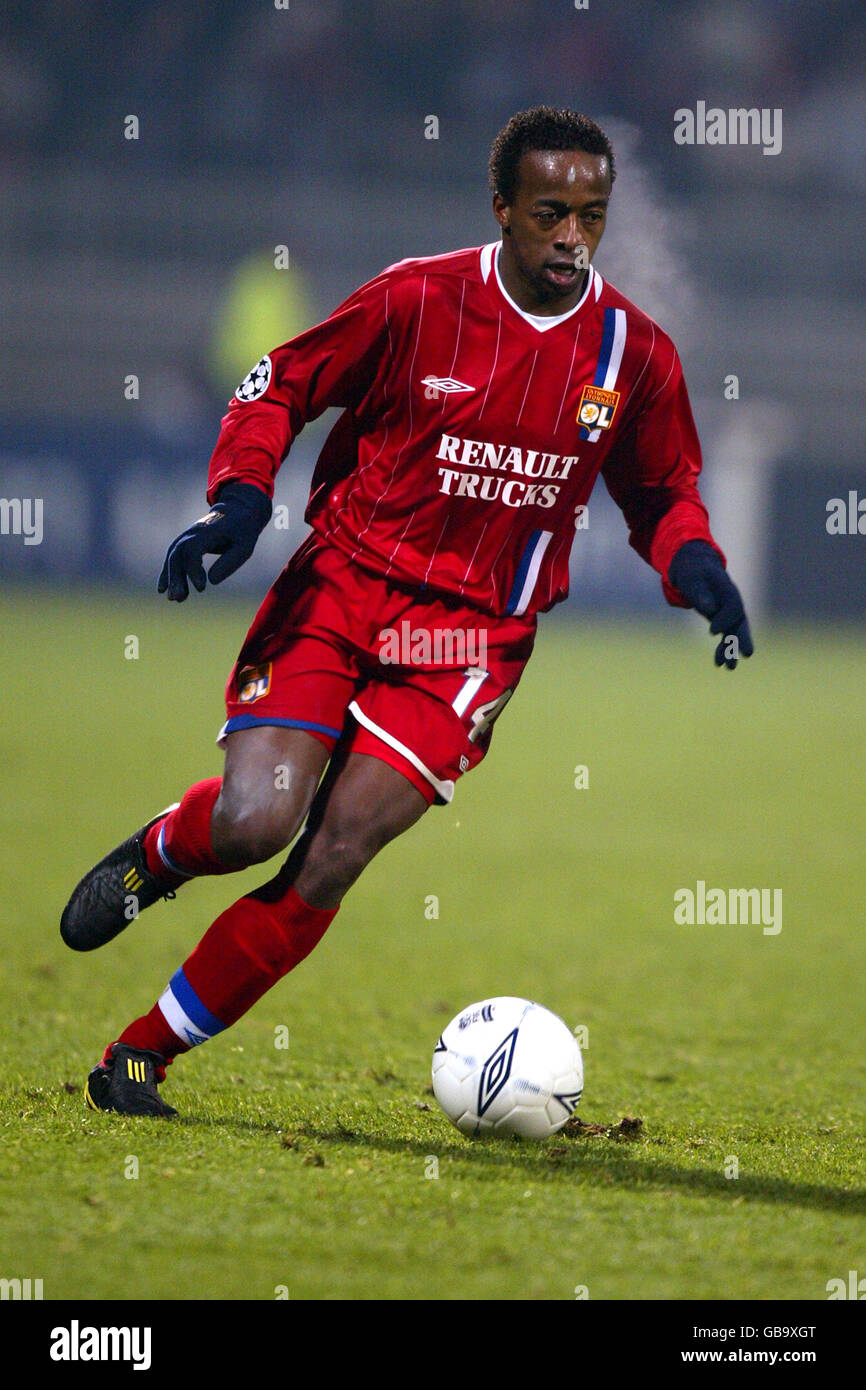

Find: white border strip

[158,983,208,1046]
[349,701,455,803]
[512,530,553,616]
[587,306,627,442]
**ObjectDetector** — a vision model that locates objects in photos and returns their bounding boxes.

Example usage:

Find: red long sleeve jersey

[207,242,722,619]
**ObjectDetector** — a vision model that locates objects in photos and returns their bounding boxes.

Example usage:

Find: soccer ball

[432,996,583,1138]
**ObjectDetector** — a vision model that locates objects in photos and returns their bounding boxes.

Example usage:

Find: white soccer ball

[432,996,583,1138]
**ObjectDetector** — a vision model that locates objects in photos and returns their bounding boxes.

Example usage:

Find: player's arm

[600,342,753,669]
[159,275,396,601]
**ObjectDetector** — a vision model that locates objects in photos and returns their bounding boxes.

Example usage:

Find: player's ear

[492,193,511,233]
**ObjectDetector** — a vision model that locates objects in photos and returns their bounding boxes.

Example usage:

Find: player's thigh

[212,725,331,860]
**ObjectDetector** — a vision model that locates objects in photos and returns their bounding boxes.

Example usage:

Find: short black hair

[488,106,616,204]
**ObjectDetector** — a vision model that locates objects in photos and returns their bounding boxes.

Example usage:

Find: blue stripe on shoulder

[594,307,616,385]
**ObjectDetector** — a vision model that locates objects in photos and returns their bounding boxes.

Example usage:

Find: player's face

[493,150,611,314]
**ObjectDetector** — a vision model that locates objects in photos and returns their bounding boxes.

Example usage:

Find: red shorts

[219,534,536,805]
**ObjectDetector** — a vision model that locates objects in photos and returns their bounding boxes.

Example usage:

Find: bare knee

[211,793,303,867]
[212,727,328,867]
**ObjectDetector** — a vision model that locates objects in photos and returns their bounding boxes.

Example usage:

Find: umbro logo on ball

[235,354,273,403]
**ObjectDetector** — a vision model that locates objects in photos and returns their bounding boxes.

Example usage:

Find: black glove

[668,539,754,670]
[158,482,272,602]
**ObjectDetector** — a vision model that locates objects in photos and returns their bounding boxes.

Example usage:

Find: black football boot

[60,805,184,951]
[84,1044,177,1118]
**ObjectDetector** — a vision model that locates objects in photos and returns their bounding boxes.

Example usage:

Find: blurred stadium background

[2,0,864,619]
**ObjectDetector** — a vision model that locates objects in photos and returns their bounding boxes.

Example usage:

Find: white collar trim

[487,241,596,330]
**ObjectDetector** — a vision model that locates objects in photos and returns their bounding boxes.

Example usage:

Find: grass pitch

[0,589,864,1301]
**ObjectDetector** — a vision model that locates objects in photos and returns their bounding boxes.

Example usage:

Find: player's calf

[287,820,391,908]
[286,750,430,909]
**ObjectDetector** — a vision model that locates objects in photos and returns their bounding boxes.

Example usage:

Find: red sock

[113,882,338,1067]
[141,778,232,880]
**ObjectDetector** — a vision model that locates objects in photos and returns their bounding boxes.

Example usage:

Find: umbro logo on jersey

[421,375,476,396]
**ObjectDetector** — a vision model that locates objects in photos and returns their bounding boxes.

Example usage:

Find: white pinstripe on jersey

[349,276,428,564]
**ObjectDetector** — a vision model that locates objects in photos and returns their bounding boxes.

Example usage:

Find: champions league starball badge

[235,354,273,403]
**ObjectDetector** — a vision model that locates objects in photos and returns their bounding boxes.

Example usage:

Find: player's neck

[496,240,589,317]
